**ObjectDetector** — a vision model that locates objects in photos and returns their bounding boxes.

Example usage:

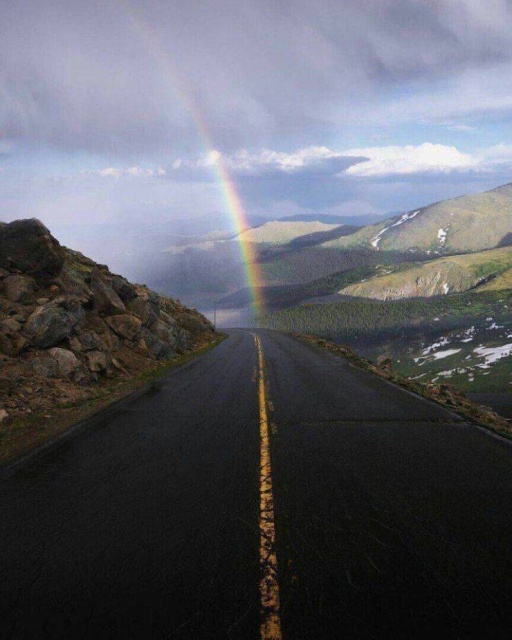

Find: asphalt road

[2,329,512,639]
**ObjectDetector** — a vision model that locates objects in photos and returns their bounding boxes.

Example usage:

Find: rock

[24,297,85,348]
[138,327,174,359]
[150,319,177,347]
[179,312,210,333]
[0,219,65,274]
[105,314,142,340]
[0,334,18,357]
[1,318,21,334]
[0,268,10,279]
[36,297,50,305]
[110,275,138,304]
[376,355,392,370]
[158,310,177,328]
[2,274,36,302]
[48,347,80,377]
[90,268,126,315]
[49,285,60,297]
[85,350,108,373]
[30,355,59,378]
[127,297,157,326]
[0,408,8,422]
[78,331,108,351]
[69,336,83,352]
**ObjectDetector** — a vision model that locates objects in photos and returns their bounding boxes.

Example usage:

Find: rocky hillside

[339,246,512,300]
[0,219,214,430]
[322,182,512,254]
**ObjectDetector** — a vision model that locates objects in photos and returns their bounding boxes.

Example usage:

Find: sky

[1,0,512,233]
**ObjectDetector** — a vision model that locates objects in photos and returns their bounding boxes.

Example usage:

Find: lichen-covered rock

[30,354,59,378]
[105,314,142,340]
[179,312,210,333]
[90,268,126,315]
[110,275,138,304]
[138,327,174,360]
[2,274,36,303]
[127,296,157,326]
[78,331,108,352]
[1,318,22,334]
[48,347,80,377]
[150,319,177,347]
[85,350,108,373]
[24,298,85,348]
[0,219,64,274]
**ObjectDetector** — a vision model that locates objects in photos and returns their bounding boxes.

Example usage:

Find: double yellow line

[254,334,283,640]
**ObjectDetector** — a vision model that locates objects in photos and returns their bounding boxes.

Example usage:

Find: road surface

[2,329,512,639]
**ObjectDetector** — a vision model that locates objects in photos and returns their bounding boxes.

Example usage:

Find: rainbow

[118,3,266,315]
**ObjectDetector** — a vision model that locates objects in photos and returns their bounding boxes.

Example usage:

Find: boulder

[127,296,157,326]
[0,408,8,423]
[1,317,21,334]
[2,274,36,303]
[90,268,126,315]
[150,319,177,346]
[179,312,210,333]
[139,327,174,360]
[30,354,59,378]
[24,298,85,348]
[78,331,108,351]
[0,268,10,279]
[110,275,138,304]
[0,334,18,357]
[85,350,108,373]
[48,347,80,377]
[105,314,142,341]
[158,310,177,328]
[0,219,64,274]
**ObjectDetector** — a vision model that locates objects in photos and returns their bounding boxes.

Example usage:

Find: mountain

[279,213,388,226]
[339,246,512,300]
[322,183,512,254]
[237,220,340,245]
[0,219,214,432]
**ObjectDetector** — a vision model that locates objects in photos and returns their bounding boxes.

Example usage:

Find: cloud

[343,143,478,177]
[2,1,512,154]
[93,167,167,179]
[171,147,365,179]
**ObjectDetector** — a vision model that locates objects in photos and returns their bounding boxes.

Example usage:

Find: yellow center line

[253,334,283,640]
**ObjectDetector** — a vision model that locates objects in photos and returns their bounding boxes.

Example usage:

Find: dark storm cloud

[1,0,512,155]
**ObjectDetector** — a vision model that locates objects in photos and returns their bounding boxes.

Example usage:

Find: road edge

[0,333,227,478]
[291,332,512,442]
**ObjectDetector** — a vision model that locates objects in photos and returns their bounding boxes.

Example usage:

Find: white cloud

[94,166,166,179]
[172,146,347,175]
[343,143,478,177]
[171,141,512,181]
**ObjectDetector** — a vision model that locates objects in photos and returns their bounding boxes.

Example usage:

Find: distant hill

[339,246,512,300]
[279,213,387,226]
[238,220,339,245]
[322,183,512,254]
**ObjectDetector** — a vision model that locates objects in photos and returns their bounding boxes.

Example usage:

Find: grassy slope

[323,182,512,254]
[238,220,339,245]
[256,290,512,394]
[339,246,512,300]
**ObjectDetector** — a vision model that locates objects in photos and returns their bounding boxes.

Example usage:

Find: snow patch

[370,210,420,249]
[473,343,512,365]
[437,228,448,246]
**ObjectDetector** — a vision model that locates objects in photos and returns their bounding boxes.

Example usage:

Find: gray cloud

[1,0,512,155]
